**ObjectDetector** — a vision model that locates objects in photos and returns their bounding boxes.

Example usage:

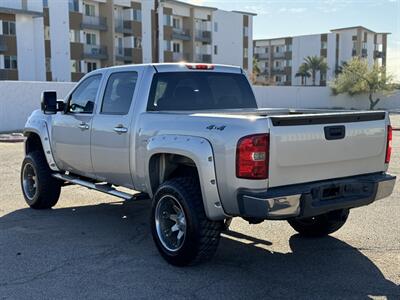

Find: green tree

[295,63,311,85]
[304,56,328,86]
[331,57,395,110]
[253,57,261,77]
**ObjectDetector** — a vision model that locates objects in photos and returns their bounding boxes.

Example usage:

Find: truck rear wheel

[151,177,223,266]
[288,209,349,237]
[21,151,61,209]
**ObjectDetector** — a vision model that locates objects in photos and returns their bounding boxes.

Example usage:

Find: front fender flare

[146,135,226,221]
[24,117,59,172]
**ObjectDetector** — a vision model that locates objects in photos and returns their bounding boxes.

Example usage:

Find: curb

[0,134,26,143]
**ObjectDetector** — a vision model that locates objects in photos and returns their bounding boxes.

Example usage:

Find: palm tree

[304,56,328,86]
[295,63,311,85]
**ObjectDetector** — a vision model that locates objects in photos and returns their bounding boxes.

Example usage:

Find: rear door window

[101,72,138,115]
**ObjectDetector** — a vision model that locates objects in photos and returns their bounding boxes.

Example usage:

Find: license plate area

[311,181,375,202]
[322,185,341,200]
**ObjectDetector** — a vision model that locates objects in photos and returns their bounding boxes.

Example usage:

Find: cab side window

[101,72,138,115]
[68,75,101,114]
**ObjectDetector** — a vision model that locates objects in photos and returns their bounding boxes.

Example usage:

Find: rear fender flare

[146,135,226,221]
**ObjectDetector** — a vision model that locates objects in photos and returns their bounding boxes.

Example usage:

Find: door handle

[78,122,89,130]
[113,125,128,134]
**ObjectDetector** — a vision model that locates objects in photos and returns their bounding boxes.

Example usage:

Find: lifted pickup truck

[21,63,396,266]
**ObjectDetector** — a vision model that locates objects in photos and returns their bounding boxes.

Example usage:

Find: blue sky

[183,0,400,80]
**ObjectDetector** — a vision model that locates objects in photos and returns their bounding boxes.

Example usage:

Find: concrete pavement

[0,135,399,299]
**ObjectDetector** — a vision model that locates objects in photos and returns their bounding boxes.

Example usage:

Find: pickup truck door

[51,74,102,177]
[90,71,138,187]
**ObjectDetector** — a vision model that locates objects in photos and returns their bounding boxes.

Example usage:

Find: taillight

[236,134,269,179]
[385,125,392,164]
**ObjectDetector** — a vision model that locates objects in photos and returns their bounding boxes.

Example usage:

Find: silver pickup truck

[21,63,395,266]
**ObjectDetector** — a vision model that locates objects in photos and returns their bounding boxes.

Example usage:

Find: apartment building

[254,26,389,86]
[156,1,254,74]
[0,0,252,82]
[0,1,46,81]
[43,0,147,82]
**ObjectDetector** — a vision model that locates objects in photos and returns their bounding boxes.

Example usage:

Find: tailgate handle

[324,125,345,140]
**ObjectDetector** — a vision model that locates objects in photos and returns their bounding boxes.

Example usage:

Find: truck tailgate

[268,112,388,188]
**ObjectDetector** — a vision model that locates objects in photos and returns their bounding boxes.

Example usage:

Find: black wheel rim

[22,163,37,200]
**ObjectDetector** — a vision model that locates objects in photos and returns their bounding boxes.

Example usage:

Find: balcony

[172,52,190,62]
[273,52,285,58]
[0,69,18,80]
[115,47,133,61]
[194,54,212,63]
[172,28,191,41]
[0,36,7,52]
[271,68,286,75]
[255,52,268,60]
[83,44,108,60]
[81,15,107,31]
[195,30,211,43]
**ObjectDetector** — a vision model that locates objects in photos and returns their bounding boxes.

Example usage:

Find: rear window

[147,72,257,111]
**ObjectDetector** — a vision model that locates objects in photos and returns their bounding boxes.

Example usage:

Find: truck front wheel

[288,209,349,237]
[151,177,223,266]
[20,151,61,209]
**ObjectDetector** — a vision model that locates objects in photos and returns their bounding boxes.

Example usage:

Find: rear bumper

[237,173,396,220]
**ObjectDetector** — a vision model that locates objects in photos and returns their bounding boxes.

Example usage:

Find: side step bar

[52,173,147,201]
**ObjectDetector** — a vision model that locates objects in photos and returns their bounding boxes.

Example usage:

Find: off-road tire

[288,209,350,237]
[21,151,61,209]
[151,177,223,266]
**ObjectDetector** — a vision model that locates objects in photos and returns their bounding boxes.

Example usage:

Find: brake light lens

[385,125,392,164]
[186,64,214,70]
[236,134,269,179]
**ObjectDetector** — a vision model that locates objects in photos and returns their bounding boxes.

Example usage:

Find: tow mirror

[41,91,65,114]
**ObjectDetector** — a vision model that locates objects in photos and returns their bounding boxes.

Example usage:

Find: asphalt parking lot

[0,133,399,299]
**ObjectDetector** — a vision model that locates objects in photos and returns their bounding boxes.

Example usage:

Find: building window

[286,60,292,67]
[172,18,181,29]
[69,30,80,43]
[321,73,326,81]
[4,55,17,69]
[85,4,95,16]
[132,9,141,22]
[275,60,281,68]
[71,60,81,73]
[321,41,327,49]
[352,41,357,50]
[133,36,142,49]
[44,26,50,40]
[87,62,97,73]
[173,42,180,53]
[362,42,367,49]
[244,48,248,58]
[45,58,51,72]
[2,21,16,36]
[275,75,282,83]
[164,40,172,51]
[244,26,248,37]
[214,22,218,32]
[164,15,172,27]
[85,33,97,45]
[286,44,292,52]
[214,45,218,55]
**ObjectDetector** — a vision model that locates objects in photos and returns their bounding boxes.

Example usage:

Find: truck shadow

[0,199,398,299]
